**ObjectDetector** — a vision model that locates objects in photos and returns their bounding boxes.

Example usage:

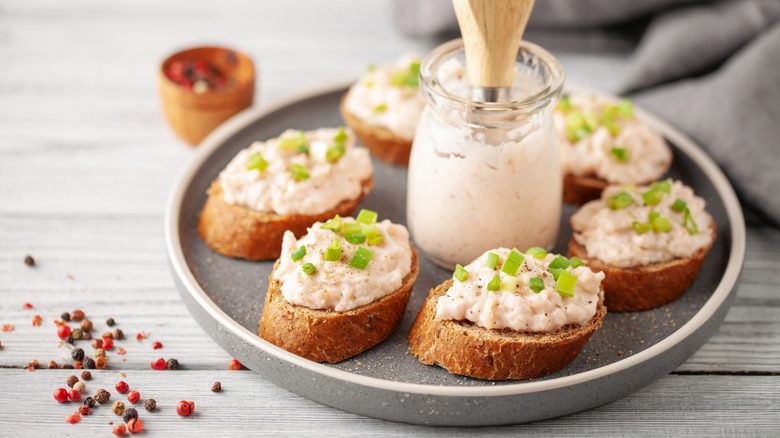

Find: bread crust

[407,279,606,380]
[197,177,373,260]
[339,92,413,167]
[567,225,716,311]
[563,173,609,205]
[259,246,419,363]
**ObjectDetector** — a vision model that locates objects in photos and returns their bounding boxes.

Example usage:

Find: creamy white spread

[571,180,714,268]
[344,54,425,141]
[407,58,561,268]
[554,93,672,184]
[273,218,413,312]
[218,128,372,216]
[436,248,604,332]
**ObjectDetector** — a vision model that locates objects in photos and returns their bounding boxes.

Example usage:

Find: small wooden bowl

[159,46,255,146]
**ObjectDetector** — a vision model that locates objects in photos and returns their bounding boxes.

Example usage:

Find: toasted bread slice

[407,279,606,380]
[259,246,419,363]
[340,92,413,167]
[567,225,715,311]
[197,177,373,260]
[563,173,609,205]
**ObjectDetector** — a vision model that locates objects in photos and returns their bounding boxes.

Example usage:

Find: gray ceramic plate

[165,81,745,426]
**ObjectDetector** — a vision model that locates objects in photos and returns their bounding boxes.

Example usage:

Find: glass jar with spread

[407,39,565,269]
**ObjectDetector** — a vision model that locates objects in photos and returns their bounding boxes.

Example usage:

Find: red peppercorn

[127,418,143,433]
[151,358,166,370]
[136,331,146,341]
[115,381,129,394]
[68,389,82,402]
[57,324,72,340]
[102,337,114,350]
[53,388,69,403]
[176,400,193,416]
[79,405,90,416]
[64,414,81,424]
[151,341,162,350]
[71,310,85,322]
[112,424,127,436]
[228,359,243,370]
[127,391,140,404]
[22,302,33,309]
[32,315,42,326]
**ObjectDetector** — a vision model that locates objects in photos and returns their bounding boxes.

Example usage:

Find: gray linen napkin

[393,0,780,224]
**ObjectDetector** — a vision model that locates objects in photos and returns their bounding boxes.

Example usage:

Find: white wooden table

[1,1,778,435]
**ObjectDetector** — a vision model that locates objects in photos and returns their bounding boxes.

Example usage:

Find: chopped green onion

[366,63,375,72]
[649,211,660,222]
[526,247,547,260]
[343,222,362,235]
[334,127,348,143]
[683,208,698,235]
[548,255,571,270]
[500,276,517,292]
[672,198,687,213]
[290,164,310,181]
[355,209,378,225]
[485,252,499,269]
[246,152,268,173]
[345,233,366,244]
[632,221,653,233]
[325,143,346,163]
[349,247,374,270]
[325,239,342,261]
[550,268,564,281]
[278,131,306,152]
[374,103,387,113]
[367,234,383,245]
[453,264,469,282]
[618,98,634,118]
[642,189,661,205]
[556,271,577,297]
[653,217,671,233]
[556,95,571,112]
[601,106,622,135]
[298,144,309,155]
[291,245,306,262]
[302,263,316,275]
[320,215,343,233]
[486,275,500,291]
[390,72,406,86]
[360,223,379,237]
[620,183,637,193]
[651,181,672,194]
[365,80,375,88]
[606,192,635,210]
[501,248,525,277]
[611,147,629,162]
[529,277,545,293]
[566,112,593,141]
[569,257,585,269]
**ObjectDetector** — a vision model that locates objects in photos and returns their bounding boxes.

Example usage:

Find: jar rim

[420,39,564,111]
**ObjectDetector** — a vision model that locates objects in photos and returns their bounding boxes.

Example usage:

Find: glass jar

[407,39,565,270]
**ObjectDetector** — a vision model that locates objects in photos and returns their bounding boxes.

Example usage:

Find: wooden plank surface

[1,0,779,435]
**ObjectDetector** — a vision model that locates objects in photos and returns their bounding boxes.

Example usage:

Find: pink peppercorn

[228,359,243,370]
[102,337,114,350]
[127,418,143,433]
[152,341,163,350]
[64,414,81,424]
[115,381,129,394]
[57,325,71,340]
[53,388,69,403]
[176,400,193,416]
[112,424,127,436]
[127,391,140,404]
[151,358,166,370]
[68,389,82,402]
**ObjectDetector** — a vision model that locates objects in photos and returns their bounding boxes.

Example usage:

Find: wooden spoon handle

[453,0,535,89]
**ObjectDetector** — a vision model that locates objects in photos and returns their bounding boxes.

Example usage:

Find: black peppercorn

[113,329,124,340]
[61,312,71,322]
[143,398,156,412]
[81,371,92,380]
[166,358,179,370]
[24,255,35,266]
[123,408,138,423]
[83,332,92,340]
[61,364,74,369]
[106,318,115,327]
[82,357,95,369]
[64,335,74,344]
[211,381,222,392]
[71,348,85,361]
[94,388,110,404]
[84,396,96,408]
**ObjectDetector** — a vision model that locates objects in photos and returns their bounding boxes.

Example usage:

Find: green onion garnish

[334,127,348,143]
[529,277,545,293]
[550,268,564,281]
[556,96,571,112]
[356,209,378,225]
[672,198,687,213]
[366,63,375,72]
[349,247,374,270]
[601,106,621,135]
[302,263,316,275]
[642,189,661,205]
[485,252,499,269]
[606,192,635,210]
[325,239,342,261]
[486,275,500,291]
[632,221,653,233]
[367,234,383,246]
[500,276,517,292]
[390,72,405,86]
[342,222,362,235]
[365,80,375,88]
[556,271,577,297]
[246,152,268,173]
[374,103,387,113]
[291,245,306,262]
[501,248,525,277]
[345,233,366,244]
[649,211,660,222]
[360,223,380,238]
[453,264,469,282]
[618,98,634,118]
[389,61,421,88]
[320,215,343,233]
[566,112,593,142]
[569,257,585,269]
[298,144,309,155]
[290,164,310,181]
[683,208,698,235]
[278,131,307,152]
[325,143,345,163]
[526,247,548,260]
[653,217,671,233]
[548,255,571,270]
[611,147,629,162]
[651,181,671,194]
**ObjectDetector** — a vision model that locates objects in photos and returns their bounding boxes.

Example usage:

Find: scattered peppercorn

[102,337,114,350]
[22,302,33,309]
[81,371,92,381]
[176,400,194,416]
[64,414,81,424]
[166,358,179,370]
[24,255,35,266]
[70,310,85,322]
[136,331,146,341]
[74,361,83,369]
[47,360,58,369]
[122,407,138,423]
[113,329,124,340]
[32,315,42,326]
[53,388,69,403]
[228,359,243,370]
[94,388,110,404]
[80,319,93,332]
[95,356,107,369]
[95,348,106,358]
[127,391,140,404]
[127,418,143,433]
[150,358,165,370]
[106,318,115,327]
[61,312,71,322]
[83,397,96,408]
[66,375,79,388]
[83,332,92,340]
[78,405,90,416]
[91,339,103,349]
[103,332,114,339]
[211,381,222,392]
[143,398,156,412]
[68,389,82,402]
[58,325,72,340]
[73,381,86,393]
[83,357,95,369]
[152,341,163,350]
[112,424,127,436]
[71,327,83,340]
[61,364,74,369]
[112,401,125,415]
[116,381,129,394]
[71,348,85,362]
